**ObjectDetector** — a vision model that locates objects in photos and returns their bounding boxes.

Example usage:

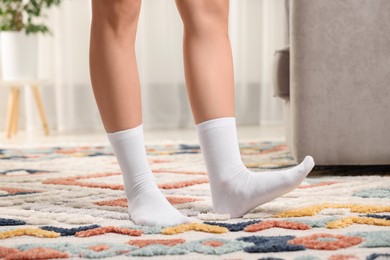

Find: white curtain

[0,0,288,133]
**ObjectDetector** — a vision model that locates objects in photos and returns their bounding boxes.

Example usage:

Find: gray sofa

[273,0,390,165]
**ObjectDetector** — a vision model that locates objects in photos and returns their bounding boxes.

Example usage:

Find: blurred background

[0,0,288,142]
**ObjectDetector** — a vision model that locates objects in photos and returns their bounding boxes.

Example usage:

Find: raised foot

[211,155,315,218]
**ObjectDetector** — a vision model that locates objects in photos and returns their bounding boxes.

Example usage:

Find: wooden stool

[2,80,50,139]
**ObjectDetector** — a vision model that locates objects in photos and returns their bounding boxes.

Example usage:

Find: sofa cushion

[272,46,290,101]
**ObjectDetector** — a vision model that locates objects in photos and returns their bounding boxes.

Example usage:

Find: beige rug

[0,142,389,259]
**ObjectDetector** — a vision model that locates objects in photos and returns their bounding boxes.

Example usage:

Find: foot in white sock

[196,117,315,218]
[108,124,189,226]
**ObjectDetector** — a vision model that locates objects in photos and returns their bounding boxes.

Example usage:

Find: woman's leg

[175,0,234,124]
[89,0,141,132]
[90,0,188,226]
[176,0,315,218]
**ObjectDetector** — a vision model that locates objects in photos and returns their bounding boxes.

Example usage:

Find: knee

[175,0,229,35]
[91,0,141,36]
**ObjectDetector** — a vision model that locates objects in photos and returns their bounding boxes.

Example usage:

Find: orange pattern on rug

[43,172,124,190]
[244,220,311,232]
[158,179,209,189]
[1,247,69,260]
[95,196,200,207]
[75,226,142,237]
[288,233,363,250]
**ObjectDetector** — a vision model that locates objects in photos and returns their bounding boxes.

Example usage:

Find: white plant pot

[0,31,38,80]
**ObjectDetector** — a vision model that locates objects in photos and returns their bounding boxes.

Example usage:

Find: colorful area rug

[0,142,389,259]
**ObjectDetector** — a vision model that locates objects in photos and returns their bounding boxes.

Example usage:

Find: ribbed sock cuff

[196,117,236,132]
[107,124,143,142]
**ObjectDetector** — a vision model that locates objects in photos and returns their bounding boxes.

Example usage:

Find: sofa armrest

[289,0,390,164]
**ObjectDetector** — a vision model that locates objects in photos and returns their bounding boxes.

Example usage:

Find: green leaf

[0,0,62,34]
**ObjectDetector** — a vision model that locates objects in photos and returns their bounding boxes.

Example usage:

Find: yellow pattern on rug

[274,203,390,218]
[161,223,228,235]
[326,217,390,229]
[0,228,60,239]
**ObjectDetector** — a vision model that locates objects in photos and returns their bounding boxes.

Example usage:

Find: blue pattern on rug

[366,253,390,260]
[354,188,390,199]
[0,218,26,226]
[362,214,390,220]
[237,236,305,253]
[0,169,51,175]
[347,231,390,248]
[203,220,260,231]
[40,225,101,236]
[130,244,188,257]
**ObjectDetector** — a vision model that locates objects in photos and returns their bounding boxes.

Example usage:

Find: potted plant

[0,0,62,80]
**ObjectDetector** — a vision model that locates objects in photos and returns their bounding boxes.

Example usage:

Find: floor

[0,125,286,147]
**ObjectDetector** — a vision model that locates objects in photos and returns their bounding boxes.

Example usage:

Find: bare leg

[89,0,142,133]
[175,0,234,124]
[90,0,189,226]
[176,0,315,218]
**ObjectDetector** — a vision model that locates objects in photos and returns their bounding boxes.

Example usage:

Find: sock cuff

[107,124,143,142]
[196,117,236,132]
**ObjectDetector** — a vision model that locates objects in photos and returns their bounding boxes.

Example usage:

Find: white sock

[196,117,315,218]
[107,124,189,226]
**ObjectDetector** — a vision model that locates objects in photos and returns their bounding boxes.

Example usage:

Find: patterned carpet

[0,142,390,260]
